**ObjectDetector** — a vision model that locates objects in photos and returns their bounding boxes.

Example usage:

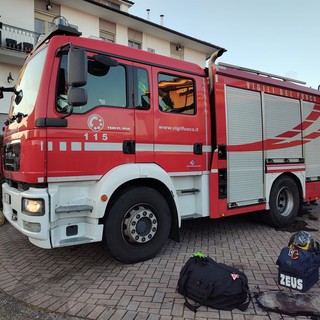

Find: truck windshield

[9,47,47,119]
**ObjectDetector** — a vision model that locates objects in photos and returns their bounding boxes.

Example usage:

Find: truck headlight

[22,198,44,216]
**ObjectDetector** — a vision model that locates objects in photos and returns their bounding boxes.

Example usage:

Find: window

[128,29,142,49]
[134,67,150,109]
[128,40,141,49]
[34,0,61,34]
[158,73,196,115]
[34,12,55,34]
[107,2,120,10]
[94,0,121,10]
[34,3,60,34]
[84,64,126,111]
[100,30,115,42]
[9,48,48,118]
[56,54,127,114]
[99,19,116,42]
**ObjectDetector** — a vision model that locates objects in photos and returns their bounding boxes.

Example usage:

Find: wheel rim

[123,205,158,244]
[276,186,294,217]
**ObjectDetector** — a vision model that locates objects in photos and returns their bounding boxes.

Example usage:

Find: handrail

[218,62,307,85]
[0,23,41,53]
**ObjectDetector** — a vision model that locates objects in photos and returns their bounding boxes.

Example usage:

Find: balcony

[0,22,41,66]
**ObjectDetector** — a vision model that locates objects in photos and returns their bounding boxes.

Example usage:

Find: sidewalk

[0,205,319,319]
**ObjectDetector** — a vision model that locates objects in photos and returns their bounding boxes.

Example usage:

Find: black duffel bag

[177,253,251,312]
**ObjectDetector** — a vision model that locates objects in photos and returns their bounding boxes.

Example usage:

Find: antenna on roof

[160,14,164,26]
[146,9,150,21]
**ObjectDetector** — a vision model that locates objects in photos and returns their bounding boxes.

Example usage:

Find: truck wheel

[265,176,300,228]
[104,187,171,263]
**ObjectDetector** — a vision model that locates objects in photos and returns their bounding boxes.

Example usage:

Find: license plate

[4,193,11,205]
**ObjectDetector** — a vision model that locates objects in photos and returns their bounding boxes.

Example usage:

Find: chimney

[160,14,164,26]
[146,9,150,21]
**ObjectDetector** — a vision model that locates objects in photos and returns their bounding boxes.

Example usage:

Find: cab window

[56,54,127,114]
[158,73,196,115]
[134,67,150,109]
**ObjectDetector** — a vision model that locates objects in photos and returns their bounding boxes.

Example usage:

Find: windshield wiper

[5,112,28,126]
[13,112,28,121]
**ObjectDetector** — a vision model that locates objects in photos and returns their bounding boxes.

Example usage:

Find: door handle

[123,140,135,154]
[193,143,203,155]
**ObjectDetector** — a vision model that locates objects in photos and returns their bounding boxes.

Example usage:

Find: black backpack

[177,254,251,312]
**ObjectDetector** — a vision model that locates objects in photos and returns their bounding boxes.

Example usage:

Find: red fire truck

[1,20,320,263]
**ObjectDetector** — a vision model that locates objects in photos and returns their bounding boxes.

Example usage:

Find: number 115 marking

[84,133,108,141]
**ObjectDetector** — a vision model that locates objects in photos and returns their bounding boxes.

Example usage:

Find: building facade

[0,0,222,123]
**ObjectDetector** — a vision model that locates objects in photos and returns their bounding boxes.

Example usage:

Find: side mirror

[68,48,87,87]
[15,90,23,105]
[67,87,87,107]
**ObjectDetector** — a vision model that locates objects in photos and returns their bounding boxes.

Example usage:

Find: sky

[130,0,320,89]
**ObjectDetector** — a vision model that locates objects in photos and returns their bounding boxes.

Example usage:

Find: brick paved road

[0,205,319,319]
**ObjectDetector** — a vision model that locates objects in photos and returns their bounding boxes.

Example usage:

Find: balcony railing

[0,22,41,53]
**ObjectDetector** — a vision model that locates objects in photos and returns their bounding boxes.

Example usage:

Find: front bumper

[2,182,52,248]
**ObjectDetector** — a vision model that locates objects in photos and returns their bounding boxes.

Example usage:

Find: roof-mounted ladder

[218,62,306,85]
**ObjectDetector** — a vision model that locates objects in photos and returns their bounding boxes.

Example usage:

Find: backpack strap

[183,282,214,313]
[236,282,252,311]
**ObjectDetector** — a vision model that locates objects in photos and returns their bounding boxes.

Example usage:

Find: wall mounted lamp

[176,44,182,51]
[7,72,14,84]
[46,1,53,11]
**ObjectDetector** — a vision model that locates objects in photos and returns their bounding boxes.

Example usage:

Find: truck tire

[104,186,171,263]
[265,175,300,228]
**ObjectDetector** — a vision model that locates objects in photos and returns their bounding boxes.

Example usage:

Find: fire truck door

[47,56,136,181]
[132,63,154,163]
[153,69,207,173]
[226,86,264,206]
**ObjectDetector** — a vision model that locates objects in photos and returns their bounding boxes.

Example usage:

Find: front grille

[6,179,46,191]
[4,142,21,171]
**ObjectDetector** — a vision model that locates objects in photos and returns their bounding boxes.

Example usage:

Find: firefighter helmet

[288,231,315,251]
